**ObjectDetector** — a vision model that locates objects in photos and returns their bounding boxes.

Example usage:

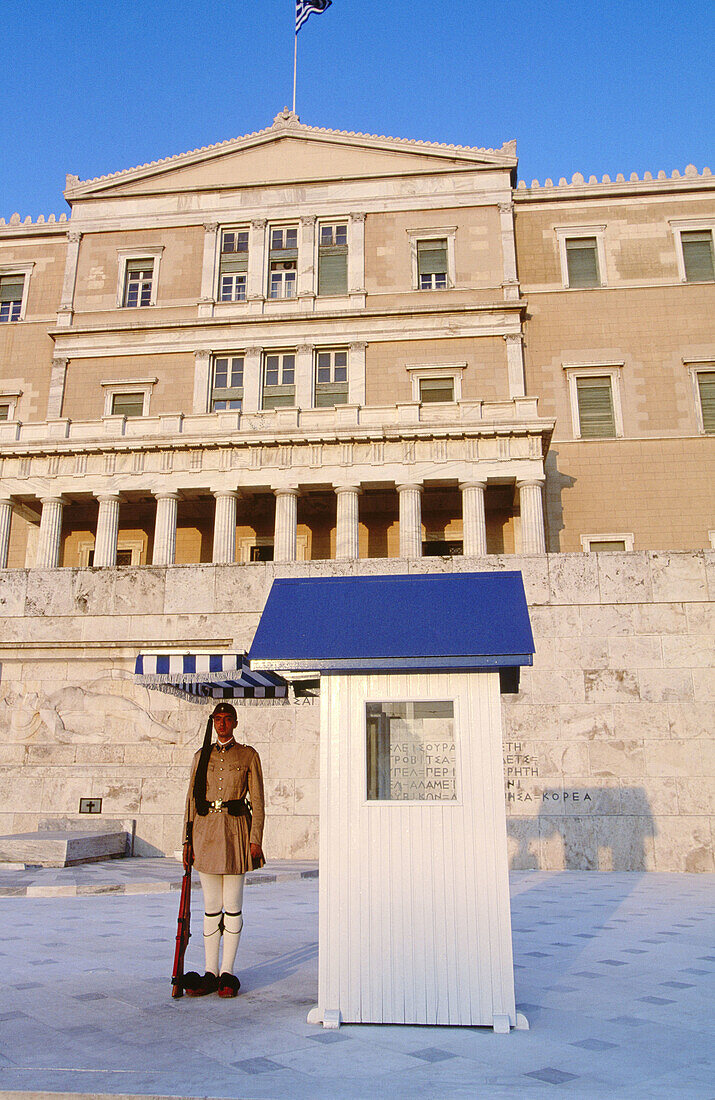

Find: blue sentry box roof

[248,572,534,673]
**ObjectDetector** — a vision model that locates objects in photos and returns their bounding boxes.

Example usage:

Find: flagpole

[292,30,298,114]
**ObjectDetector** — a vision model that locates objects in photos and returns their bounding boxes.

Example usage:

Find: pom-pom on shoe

[184,971,218,996]
[218,973,241,998]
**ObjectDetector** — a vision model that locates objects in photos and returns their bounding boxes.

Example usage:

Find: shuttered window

[419,377,454,403]
[576,376,616,438]
[111,392,145,417]
[123,261,153,307]
[262,352,296,409]
[566,237,600,287]
[218,229,249,301]
[697,371,715,433]
[211,355,244,412]
[318,223,348,296]
[682,230,715,282]
[0,275,23,322]
[315,349,348,407]
[417,239,448,289]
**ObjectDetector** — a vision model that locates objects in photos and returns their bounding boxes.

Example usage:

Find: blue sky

[1,0,713,219]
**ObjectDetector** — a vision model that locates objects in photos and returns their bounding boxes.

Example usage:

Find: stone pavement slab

[0,857,318,896]
[0,871,712,1099]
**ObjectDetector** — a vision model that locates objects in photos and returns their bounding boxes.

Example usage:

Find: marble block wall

[0,552,712,870]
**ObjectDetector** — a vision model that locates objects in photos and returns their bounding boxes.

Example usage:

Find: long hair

[192,715,214,815]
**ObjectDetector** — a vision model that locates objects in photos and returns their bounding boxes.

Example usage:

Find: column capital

[212,488,241,500]
[503,333,523,345]
[51,356,69,368]
[0,495,14,507]
[251,218,267,230]
[194,348,211,361]
[203,221,219,233]
[396,481,422,493]
[516,478,545,490]
[154,490,181,501]
[274,486,300,499]
[459,479,488,491]
[94,491,122,503]
[349,341,367,352]
[498,202,515,215]
[349,212,366,223]
[300,215,317,227]
[296,344,313,354]
[40,494,64,506]
[245,345,262,357]
[67,230,82,244]
[333,483,362,495]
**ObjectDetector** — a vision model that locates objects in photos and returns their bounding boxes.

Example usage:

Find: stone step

[0,829,128,868]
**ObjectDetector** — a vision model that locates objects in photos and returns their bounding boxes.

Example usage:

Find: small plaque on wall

[79,798,102,814]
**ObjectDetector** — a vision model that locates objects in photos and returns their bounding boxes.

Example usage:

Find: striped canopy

[134,652,288,704]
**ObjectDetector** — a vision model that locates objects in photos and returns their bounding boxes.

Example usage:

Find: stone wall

[0,552,712,870]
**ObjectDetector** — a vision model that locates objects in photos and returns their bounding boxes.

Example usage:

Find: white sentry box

[248,572,534,1033]
[310,670,520,1031]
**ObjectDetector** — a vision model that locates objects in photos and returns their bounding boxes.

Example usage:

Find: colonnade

[0,478,546,568]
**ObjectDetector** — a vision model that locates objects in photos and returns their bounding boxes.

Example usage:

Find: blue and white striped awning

[134,652,288,704]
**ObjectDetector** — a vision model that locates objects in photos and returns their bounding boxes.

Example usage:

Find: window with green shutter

[419,377,454,403]
[318,223,348,296]
[111,392,145,418]
[211,355,244,411]
[697,371,715,433]
[315,349,348,407]
[682,230,715,282]
[218,229,249,301]
[566,237,600,287]
[0,275,24,322]
[576,376,616,438]
[417,239,448,289]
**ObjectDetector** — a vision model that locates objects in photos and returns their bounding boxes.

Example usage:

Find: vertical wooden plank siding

[317,671,516,1027]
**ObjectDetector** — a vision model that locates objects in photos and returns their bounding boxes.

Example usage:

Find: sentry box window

[366,700,457,801]
[79,798,102,814]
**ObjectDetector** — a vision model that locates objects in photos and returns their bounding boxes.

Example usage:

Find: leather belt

[207,798,250,815]
[208,799,227,813]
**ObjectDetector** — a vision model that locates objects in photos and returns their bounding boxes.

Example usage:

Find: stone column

[298,216,316,300]
[460,480,488,556]
[295,344,313,409]
[335,485,361,560]
[93,493,121,567]
[37,496,64,568]
[242,347,262,413]
[46,357,69,420]
[199,222,219,316]
[0,498,12,569]
[247,220,266,301]
[498,202,520,301]
[504,334,526,399]
[517,479,546,553]
[56,230,82,327]
[348,212,366,295]
[348,342,367,406]
[153,492,179,565]
[397,482,422,558]
[192,350,212,414]
[274,488,299,562]
[212,491,239,564]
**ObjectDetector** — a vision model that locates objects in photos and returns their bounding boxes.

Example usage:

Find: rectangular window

[218,229,248,301]
[576,376,616,438]
[366,700,457,802]
[417,239,448,289]
[0,403,10,421]
[270,227,298,251]
[566,237,600,287]
[111,392,145,417]
[682,230,715,282]
[123,261,154,307]
[315,348,348,407]
[211,355,244,412]
[269,263,297,299]
[262,352,296,409]
[318,222,348,296]
[697,371,715,433]
[419,376,454,403]
[0,275,24,322]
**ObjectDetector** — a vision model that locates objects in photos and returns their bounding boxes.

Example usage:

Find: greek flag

[296,0,332,33]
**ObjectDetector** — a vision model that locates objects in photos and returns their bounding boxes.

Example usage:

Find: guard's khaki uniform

[184,742,265,875]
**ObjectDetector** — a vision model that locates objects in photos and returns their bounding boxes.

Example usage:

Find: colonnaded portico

[0,397,552,568]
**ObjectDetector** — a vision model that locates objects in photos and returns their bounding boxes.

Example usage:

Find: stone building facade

[0,114,712,869]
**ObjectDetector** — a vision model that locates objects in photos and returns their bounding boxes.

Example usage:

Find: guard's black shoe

[185,971,218,996]
[218,972,241,998]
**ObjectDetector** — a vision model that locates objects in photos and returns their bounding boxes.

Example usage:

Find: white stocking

[220,874,245,976]
[198,871,224,976]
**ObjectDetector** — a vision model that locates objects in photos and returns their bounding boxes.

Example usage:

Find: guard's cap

[211,702,237,721]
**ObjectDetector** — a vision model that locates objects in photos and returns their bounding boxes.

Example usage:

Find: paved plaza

[0,861,712,1099]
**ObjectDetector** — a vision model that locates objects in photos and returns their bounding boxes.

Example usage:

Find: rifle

[171,829,193,998]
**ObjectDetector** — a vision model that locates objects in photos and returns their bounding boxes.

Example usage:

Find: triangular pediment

[65,114,517,198]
